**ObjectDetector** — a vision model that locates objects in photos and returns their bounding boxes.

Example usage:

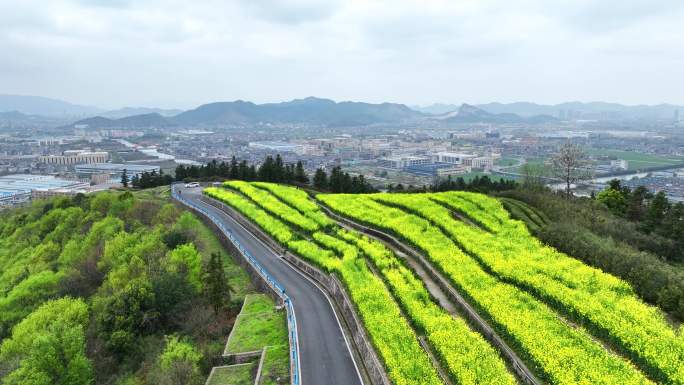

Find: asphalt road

[176,186,364,385]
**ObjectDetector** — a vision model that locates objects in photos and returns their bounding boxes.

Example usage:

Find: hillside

[433,103,557,124]
[100,107,183,119]
[68,112,174,129]
[174,96,423,127]
[0,94,101,117]
[478,101,683,120]
[204,181,682,385]
[0,189,252,384]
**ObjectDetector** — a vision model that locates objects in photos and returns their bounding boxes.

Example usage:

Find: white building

[432,152,477,165]
[378,155,432,169]
[471,157,494,170]
[39,151,109,165]
[248,141,302,152]
[610,159,629,171]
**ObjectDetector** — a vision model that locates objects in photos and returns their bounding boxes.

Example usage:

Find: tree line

[596,179,684,260]
[133,153,521,195]
[383,175,517,194]
[121,168,175,189]
[175,155,377,193]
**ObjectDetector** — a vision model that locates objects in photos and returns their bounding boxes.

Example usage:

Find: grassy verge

[225,294,288,355]
[206,363,256,385]
[260,345,291,385]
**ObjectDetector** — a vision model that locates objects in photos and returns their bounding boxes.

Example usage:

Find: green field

[587,148,684,171]
[217,294,290,385]
[494,157,520,167]
[225,294,288,354]
[207,363,256,385]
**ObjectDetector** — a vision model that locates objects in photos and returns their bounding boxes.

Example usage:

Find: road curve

[175,186,364,385]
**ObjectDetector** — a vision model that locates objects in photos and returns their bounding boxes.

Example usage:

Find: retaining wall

[283,253,391,385]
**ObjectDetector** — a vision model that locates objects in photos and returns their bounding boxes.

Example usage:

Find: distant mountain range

[70,113,173,129]
[0,94,181,120]
[3,94,682,129]
[415,101,683,120]
[0,94,102,117]
[65,97,425,129]
[175,97,421,126]
[99,107,183,119]
[430,104,557,124]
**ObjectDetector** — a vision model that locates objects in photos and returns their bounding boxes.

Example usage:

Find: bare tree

[552,142,592,197]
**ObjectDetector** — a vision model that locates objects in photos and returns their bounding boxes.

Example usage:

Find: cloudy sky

[1,0,683,109]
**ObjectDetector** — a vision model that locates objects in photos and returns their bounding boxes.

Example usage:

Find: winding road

[174,185,364,385]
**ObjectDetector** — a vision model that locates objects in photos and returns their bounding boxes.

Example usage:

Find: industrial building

[0,174,90,207]
[432,152,477,165]
[405,163,471,177]
[378,155,432,169]
[248,141,302,152]
[75,163,160,182]
[39,151,109,165]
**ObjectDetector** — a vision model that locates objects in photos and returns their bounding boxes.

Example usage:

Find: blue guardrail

[172,184,301,385]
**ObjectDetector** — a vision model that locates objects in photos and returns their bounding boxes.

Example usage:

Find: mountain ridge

[416,101,683,120]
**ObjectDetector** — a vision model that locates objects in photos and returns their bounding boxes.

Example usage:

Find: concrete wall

[283,253,392,385]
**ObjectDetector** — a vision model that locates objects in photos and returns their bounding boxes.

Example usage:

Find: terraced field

[205,182,515,385]
[204,182,684,385]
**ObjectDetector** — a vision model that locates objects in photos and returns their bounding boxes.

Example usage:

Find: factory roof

[0,174,87,193]
[75,163,160,172]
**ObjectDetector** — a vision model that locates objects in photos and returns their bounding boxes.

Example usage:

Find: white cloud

[0,0,682,108]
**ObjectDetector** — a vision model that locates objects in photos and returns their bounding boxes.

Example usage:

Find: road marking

[188,191,364,385]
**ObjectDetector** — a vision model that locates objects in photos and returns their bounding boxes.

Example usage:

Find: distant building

[39,151,109,165]
[610,159,629,171]
[378,155,432,169]
[471,157,494,170]
[0,174,90,207]
[248,141,301,152]
[675,109,680,123]
[405,163,471,177]
[75,163,160,181]
[432,152,476,165]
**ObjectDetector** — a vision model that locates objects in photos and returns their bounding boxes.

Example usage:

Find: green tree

[203,252,232,314]
[626,185,651,222]
[166,244,202,293]
[597,186,627,216]
[229,156,239,179]
[644,191,670,233]
[121,169,129,188]
[158,335,203,385]
[94,277,158,356]
[0,298,93,385]
[313,168,328,190]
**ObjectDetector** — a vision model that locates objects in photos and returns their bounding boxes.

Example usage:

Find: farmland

[205,183,516,385]
[586,148,684,171]
[204,182,683,385]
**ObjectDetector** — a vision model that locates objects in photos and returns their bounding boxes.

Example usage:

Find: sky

[1,0,683,109]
